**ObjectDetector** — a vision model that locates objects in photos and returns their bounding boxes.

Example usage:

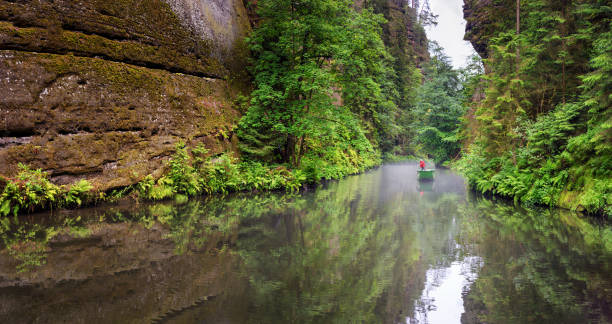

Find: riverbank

[453,148,612,219]
[1,143,393,218]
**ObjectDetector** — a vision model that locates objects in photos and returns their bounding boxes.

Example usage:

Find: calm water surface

[0,162,610,323]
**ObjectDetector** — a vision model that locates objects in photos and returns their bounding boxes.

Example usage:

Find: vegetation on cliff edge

[457,0,612,217]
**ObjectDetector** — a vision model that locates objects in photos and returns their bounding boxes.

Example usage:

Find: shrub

[0,164,95,216]
[168,142,201,196]
[0,164,61,216]
[63,179,94,207]
[137,175,175,200]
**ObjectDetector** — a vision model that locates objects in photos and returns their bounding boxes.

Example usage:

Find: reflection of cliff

[0,220,244,323]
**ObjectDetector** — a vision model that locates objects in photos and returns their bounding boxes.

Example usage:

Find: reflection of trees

[2,165,481,323]
[460,198,612,323]
[231,172,469,323]
[233,174,397,323]
[127,171,472,323]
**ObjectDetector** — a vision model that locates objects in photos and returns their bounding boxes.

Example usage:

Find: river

[0,162,610,323]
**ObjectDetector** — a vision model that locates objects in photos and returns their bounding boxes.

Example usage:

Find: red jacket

[419,160,425,169]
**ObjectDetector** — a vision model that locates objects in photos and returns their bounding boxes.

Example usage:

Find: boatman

[419,160,426,170]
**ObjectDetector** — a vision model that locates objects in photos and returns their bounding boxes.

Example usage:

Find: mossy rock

[0,50,241,191]
[0,0,254,191]
[0,0,253,78]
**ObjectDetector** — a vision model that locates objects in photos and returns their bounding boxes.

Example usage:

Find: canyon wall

[0,0,251,190]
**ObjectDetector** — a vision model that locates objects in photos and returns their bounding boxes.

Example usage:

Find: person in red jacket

[419,160,426,170]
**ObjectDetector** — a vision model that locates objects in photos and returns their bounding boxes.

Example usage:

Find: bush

[168,142,201,196]
[136,143,314,201]
[63,179,94,207]
[0,164,61,216]
[1,141,380,216]
[0,164,94,217]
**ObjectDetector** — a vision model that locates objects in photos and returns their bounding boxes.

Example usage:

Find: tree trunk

[516,0,520,73]
[284,135,297,165]
[296,135,305,167]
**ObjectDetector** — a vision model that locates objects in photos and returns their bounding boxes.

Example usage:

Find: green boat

[417,169,435,180]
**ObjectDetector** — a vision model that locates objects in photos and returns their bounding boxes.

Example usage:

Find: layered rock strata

[0,0,251,190]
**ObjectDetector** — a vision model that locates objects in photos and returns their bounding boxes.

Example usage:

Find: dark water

[0,162,610,323]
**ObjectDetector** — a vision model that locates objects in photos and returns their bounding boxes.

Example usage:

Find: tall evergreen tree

[412,43,468,164]
[238,0,396,178]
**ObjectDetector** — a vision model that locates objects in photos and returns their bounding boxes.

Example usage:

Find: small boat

[417,169,435,180]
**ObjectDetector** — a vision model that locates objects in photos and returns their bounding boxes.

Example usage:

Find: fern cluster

[136,142,314,201]
[0,164,94,217]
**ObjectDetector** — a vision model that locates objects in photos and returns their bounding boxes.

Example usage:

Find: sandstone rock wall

[0,0,251,190]
[384,0,429,66]
[463,0,515,59]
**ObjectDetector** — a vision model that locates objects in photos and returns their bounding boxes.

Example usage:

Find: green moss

[0,3,225,77]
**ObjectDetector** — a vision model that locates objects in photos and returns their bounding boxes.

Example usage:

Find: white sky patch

[425,0,476,68]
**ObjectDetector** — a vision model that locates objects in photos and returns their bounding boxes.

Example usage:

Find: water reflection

[410,256,482,324]
[459,198,612,323]
[0,162,610,323]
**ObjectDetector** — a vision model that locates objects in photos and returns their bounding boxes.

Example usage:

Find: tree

[458,0,611,214]
[411,43,467,164]
[238,0,392,178]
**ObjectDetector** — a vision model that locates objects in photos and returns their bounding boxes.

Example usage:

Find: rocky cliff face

[372,0,429,66]
[463,0,490,59]
[463,0,515,59]
[0,0,251,190]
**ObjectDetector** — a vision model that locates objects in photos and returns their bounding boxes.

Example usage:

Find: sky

[424,0,477,68]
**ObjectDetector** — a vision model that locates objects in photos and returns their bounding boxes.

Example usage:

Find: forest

[0,1,611,321]
[0,0,610,218]
[458,0,611,217]
[238,0,612,217]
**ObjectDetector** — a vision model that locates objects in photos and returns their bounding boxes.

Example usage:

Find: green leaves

[63,180,94,207]
[0,164,94,217]
[238,0,389,173]
[168,142,201,196]
[411,44,469,164]
[458,0,612,216]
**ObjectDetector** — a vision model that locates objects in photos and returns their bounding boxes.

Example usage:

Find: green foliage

[335,7,398,151]
[63,179,94,207]
[137,175,175,201]
[237,126,285,162]
[0,164,61,216]
[579,179,612,215]
[168,142,201,196]
[237,0,390,174]
[459,0,612,216]
[137,143,318,201]
[411,44,478,164]
[0,164,95,217]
